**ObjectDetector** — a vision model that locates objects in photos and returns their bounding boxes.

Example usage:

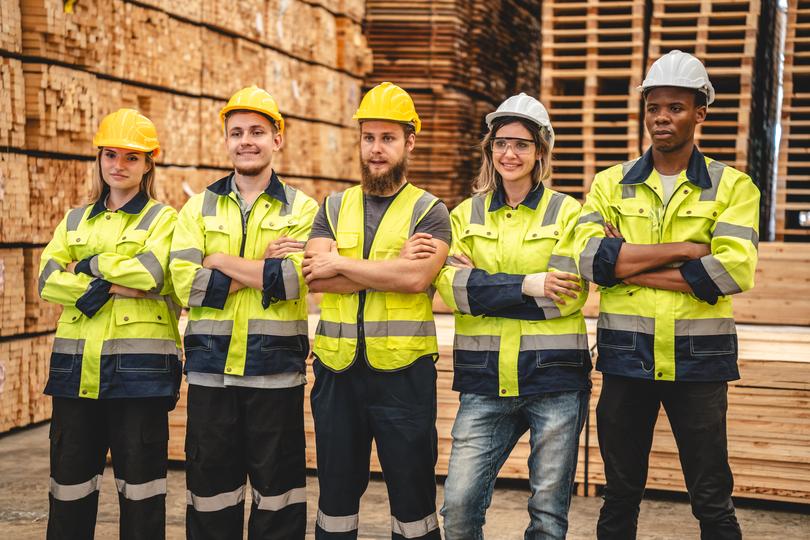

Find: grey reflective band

[700,160,727,201]
[186,319,235,336]
[548,255,578,275]
[317,510,359,533]
[135,251,164,291]
[201,190,219,217]
[246,319,308,336]
[89,255,101,278]
[541,191,566,227]
[533,296,561,319]
[188,267,213,306]
[408,191,439,237]
[326,192,344,236]
[364,320,437,338]
[135,203,166,230]
[470,194,486,225]
[520,333,588,351]
[170,248,204,265]
[251,486,306,511]
[115,477,166,501]
[39,259,63,295]
[578,237,602,283]
[701,255,742,295]
[713,222,759,247]
[454,334,500,351]
[186,485,246,512]
[50,474,101,501]
[391,513,440,538]
[66,206,87,231]
[622,184,637,199]
[280,184,298,216]
[316,320,358,340]
[674,318,736,337]
[452,267,473,314]
[577,212,605,226]
[101,338,179,356]
[598,313,656,335]
[621,158,640,179]
[281,258,300,300]
[52,337,85,355]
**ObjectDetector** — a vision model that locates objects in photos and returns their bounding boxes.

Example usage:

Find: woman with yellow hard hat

[38,108,181,539]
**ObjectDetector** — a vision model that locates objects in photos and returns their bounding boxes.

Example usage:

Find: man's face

[644,86,706,154]
[225,111,282,176]
[359,121,415,194]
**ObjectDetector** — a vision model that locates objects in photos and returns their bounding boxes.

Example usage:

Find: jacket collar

[88,187,149,220]
[489,182,545,212]
[207,170,287,205]
[620,146,712,189]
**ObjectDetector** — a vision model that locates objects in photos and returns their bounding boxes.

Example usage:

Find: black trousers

[596,374,742,540]
[184,384,307,540]
[310,357,441,540]
[47,396,169,540]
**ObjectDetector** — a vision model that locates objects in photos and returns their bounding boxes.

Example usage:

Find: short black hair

[642,88,708,108]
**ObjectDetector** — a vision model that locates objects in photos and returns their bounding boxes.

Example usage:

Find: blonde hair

[88,149,157,203]
[472,116,552,194]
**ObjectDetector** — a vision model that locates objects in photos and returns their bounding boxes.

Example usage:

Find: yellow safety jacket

[39,191,181,399]
[312,183,440,372]
[169,172,317,377]
[575,147,760,382]
[435,186,590,397]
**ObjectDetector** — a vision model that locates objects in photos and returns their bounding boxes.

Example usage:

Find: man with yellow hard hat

[303,82,450,539]
[170,86,318,539]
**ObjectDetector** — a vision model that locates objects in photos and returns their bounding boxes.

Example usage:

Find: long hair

[88,149,157,203]
[472,116,552,194]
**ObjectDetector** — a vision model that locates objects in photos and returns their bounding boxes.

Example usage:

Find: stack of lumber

[776,0,810,240]
[0,334,54,432]
[540,0,645,201]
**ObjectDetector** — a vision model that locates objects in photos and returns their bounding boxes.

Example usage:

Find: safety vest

[435,186,590,397]
[39,192,181,399]
[313,183,440,371]
[575,147,760,382]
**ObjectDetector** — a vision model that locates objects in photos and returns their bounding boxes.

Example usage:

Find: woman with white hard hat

[435,94,591,539]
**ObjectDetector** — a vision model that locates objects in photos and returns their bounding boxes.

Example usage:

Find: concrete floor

[1,424,808,539]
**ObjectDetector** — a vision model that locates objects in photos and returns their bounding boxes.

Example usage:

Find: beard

[235,163,270,177]
[361,154,408,195]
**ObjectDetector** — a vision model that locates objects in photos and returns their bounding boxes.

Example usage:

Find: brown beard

[360,154,408,195]
[235,164,270,177]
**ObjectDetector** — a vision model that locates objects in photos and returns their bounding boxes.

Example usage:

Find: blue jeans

[441,390,589,540]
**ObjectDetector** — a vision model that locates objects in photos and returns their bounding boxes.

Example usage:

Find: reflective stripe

[186,485,246,512]
[280,184,297,216]
[201,190,219,217]
[365,320,436,338]
[520,333,588,351]
[89,255,101,277]
[700,160,726,201]
[317,510,359,533]
[541,191,566,226]
[533,296,561,319]
[316,320,358,340]
[391,512,439,539]
[408,191,439,236]
[52,337,85,355]
[251,486,306,511]
[115,477,166,501]
[39,259,63,295]
[66,206,87,231]
[470,194,486,225]
[598,313,656,334]
[189,268,213,306]
[621,184,637,199]
[454,334,500,351]
[135,251,164,291]
[578,237,602,282]
[326,192,344,236]
[452,268,473,314]
[186,319,235,336]
[675,318,736,337]
[548,255,578,274]
[713,222,759,247]
[621,158,640,179]
[701,255,742,295]
[101,338,179,356]
[50,474,101,501]
[135,203,166,230]
[170,248,204,265]
[246,319,308,336]
[281,258,300,300]
[577,212,605,226]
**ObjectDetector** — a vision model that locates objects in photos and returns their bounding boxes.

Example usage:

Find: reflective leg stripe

[115,477,167,501]
[391,513,440,539]
[50,474,102,501]
[281,258,300,300]
[251,486,306,511]
[316,509,359,533]
[186,485,246,512]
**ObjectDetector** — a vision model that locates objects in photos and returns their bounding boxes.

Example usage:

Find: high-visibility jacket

[312,183,440,372]
[169,172,317,377]
[575,147,760,382]
[435,186,591,397]
[39,191,181,399]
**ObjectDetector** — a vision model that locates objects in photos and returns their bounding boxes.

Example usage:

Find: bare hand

[400,233,437,260]
[110,284,147,298]
[265,236,305,259]
[66,261,78,274]
[686,242,711,260]
[448,253,475,269]
[202,253,223,270]
[545,271,581,304]
[302,241,342,283]
[604,222,624,239]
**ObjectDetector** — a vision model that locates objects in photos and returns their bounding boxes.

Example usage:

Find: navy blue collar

[620,146,712,189]
[489,183,545,212]
[88,188,149,220]
[208,170,287,205]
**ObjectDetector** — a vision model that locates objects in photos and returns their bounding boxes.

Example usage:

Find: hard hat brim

[219,106,285,134]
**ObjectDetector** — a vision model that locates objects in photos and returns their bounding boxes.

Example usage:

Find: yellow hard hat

[93,108,161,158]
[353,82,421,133]
[219,86,285,134]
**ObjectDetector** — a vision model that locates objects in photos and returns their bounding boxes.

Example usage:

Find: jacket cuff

[680,259,721,305]
[74,256,96,277]
[75,279,113,318]
[201,269,232,309]
[466,269,526,315]
[593,237,624,287]
[261,258,286,308]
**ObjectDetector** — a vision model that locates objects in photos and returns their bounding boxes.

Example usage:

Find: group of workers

[38,49,759,540]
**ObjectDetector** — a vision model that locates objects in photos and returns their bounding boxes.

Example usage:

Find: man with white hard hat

[574,50,759,539]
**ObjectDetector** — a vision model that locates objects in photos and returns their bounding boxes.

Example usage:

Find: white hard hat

[485,93,555,150]
[639,50,715,105]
